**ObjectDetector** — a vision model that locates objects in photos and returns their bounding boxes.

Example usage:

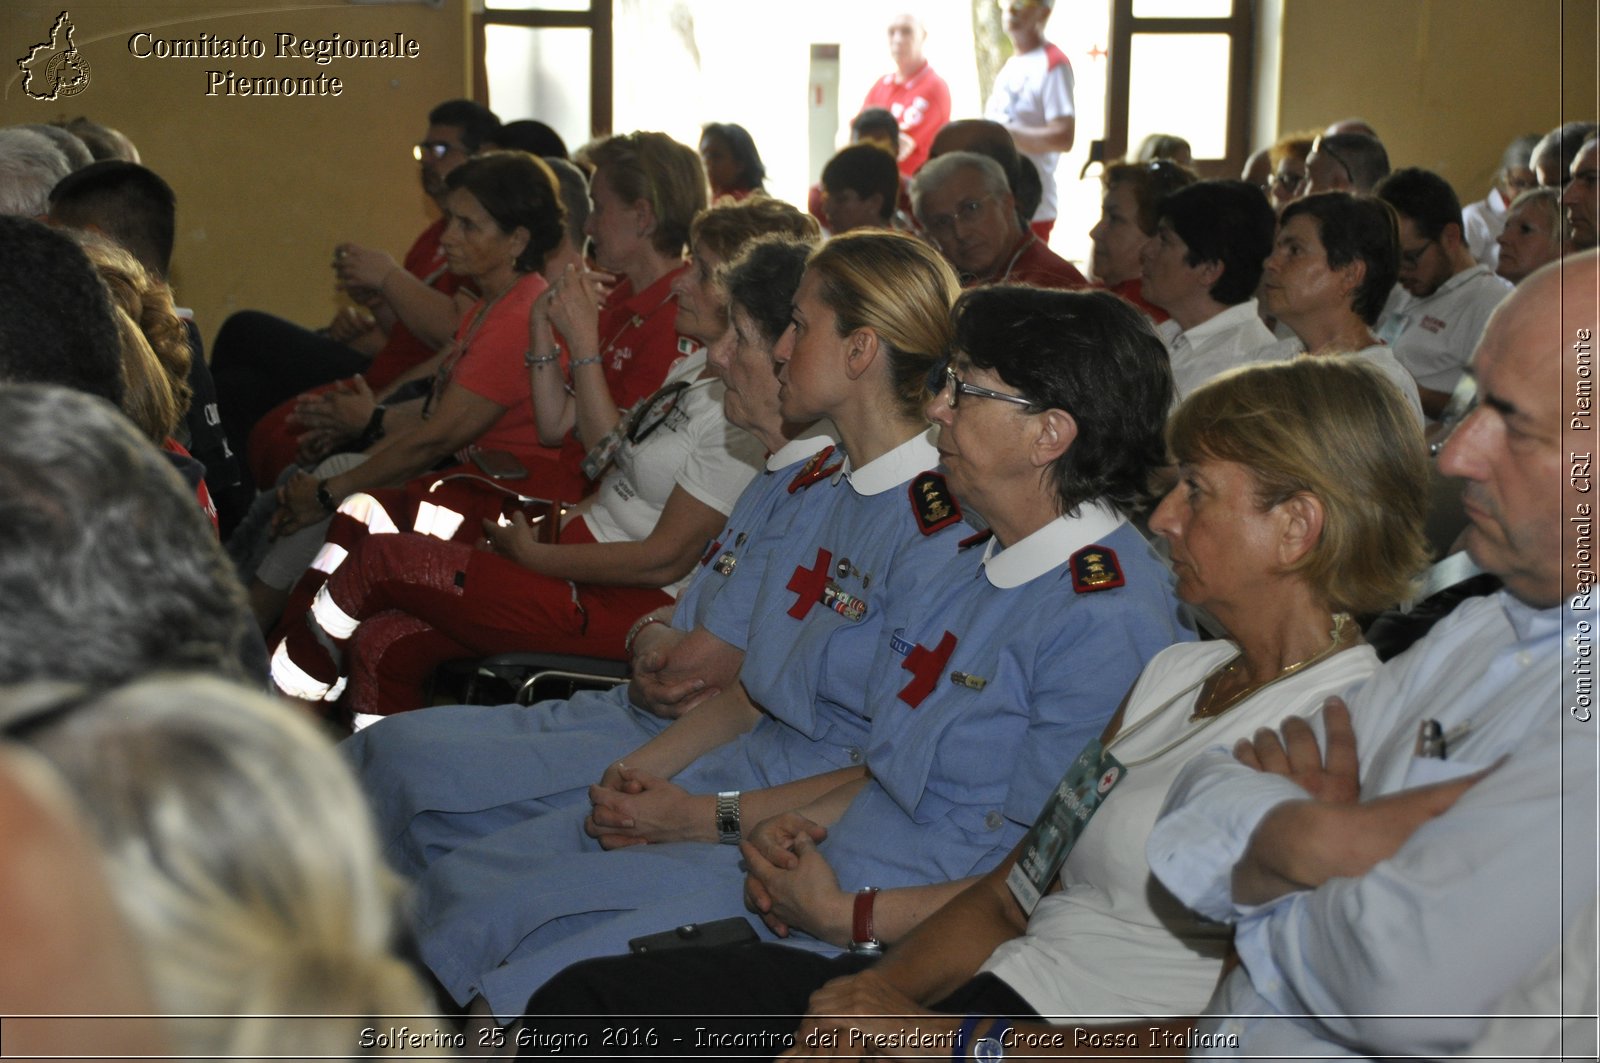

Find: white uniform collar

[842,427,939,496]
[766,426,836,472]
[981,501,1127,589]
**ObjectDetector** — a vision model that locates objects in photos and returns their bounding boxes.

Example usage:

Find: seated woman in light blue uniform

[357,232,974,1017]
[349,232,831,875]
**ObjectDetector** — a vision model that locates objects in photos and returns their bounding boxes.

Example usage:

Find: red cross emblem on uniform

[786,548,834,619]
[898,630,958,708]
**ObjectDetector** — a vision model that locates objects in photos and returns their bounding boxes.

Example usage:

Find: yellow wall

[2,0,469,344]
[1271,0,1596,199]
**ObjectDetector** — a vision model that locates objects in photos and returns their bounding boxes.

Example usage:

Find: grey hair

[20,123,94,171]
[0,385,257,687]
[910,151,1012,222]
[0,674,437,1057]
[0,127,71,216]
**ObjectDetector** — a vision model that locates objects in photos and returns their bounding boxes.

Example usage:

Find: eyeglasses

[1399,238,1437,269]
[413,141,461,163]
[923,195,996,238]
[938,365,1038,410]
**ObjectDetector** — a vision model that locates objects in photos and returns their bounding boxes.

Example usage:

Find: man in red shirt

[860,13,951,178]
[911,151,1087,289]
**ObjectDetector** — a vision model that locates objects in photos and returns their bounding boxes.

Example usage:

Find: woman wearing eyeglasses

[1251,192,1425,425]
[1087,160,1197,321]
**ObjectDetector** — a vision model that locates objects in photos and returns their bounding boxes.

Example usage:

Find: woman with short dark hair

[1252,192,1424,424]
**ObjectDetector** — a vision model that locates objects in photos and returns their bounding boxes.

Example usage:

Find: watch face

[974,1035,1004,1062]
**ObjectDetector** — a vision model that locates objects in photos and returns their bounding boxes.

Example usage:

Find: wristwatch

[314,479,337,515]
[848,886,883,954]
[715,790,742,845]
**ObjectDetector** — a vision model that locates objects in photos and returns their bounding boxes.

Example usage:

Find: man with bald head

[911,151,1086,289]
[1324,116,1379,139]
[1303,131,1390,195]
[1147,252,1597,1058]
[860,13,950,177]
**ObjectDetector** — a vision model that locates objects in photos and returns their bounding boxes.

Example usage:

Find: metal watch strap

[849,886,883,953]
[715,790,742,845]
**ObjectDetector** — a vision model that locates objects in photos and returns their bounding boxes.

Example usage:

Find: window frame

[1105,0,1253,177]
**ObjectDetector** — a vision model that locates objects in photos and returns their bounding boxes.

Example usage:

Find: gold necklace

[1190,613,1354,721]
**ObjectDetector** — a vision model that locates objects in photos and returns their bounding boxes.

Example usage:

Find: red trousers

[273,517,670,717]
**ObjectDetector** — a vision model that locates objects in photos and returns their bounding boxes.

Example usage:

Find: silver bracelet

[524,349,558,368]
[570,355,603,368]
[624,614,668,655]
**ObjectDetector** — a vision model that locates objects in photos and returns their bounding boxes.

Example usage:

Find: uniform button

[846,746,862,764]
[984,810,1003,831]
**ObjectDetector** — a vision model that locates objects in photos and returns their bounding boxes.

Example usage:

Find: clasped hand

[545,264,613,353]
[584,764,704,849]
[740,812,844,942]
[628,624,724,720]
[270,470,325,539]
[291,376,378,464]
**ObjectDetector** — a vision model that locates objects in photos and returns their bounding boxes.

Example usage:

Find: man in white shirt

[1375,166,1511,419]
[1139,179,1277,402]
[984,0,1074,240]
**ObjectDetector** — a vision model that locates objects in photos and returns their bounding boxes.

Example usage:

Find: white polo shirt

[984,42,1075,223]
[1376,267,1511,394]
[1156,299,1278,404]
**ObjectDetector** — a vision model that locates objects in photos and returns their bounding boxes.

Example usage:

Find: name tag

[1007,739,1125,915]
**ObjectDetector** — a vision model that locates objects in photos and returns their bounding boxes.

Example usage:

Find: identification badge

[1006,739,1125,915]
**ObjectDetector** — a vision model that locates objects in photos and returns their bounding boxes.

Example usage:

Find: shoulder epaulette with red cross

[787,445,843,493]
[909,471,963,535]
[958,528,994,550]
[1070,544,1125,593]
